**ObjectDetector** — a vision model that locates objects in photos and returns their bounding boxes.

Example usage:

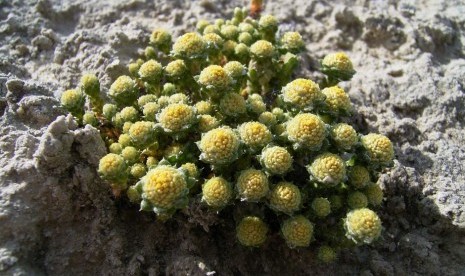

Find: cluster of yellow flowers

[61,6,394,262]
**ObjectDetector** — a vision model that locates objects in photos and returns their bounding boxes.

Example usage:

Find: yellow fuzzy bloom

[195,101,213,115]
[202,177,233,208]
[164,59,187,80]
[220,24,239,40]
[236,216,268,247]
[258,112,277,127]
[118,133,132,147]
[158,103,195,132]
[238,122,272,150]
[130,163,147,179]
[236,169,269,201]
[282,78,323,110]
[286,113,326,150]
[142,165,188,209]
[280,31,304,53]
[322,86,352,114]
[223,61,246,79]
[269,182,301,214]
[308,153,346,186]
[322,52,354,74]
[168,93,189,104]
[198,65,232,91]
[108,75,137,105]
[281,215,313,248]
[198,115,220,132]
[98,153,127,180]
[361,133,394,164]
[139,60,163,84]
[150,29,171,47]
[260,146,293,175]
[120,106,139,123]
[61,89,84,110]
[331,123,358,150]
[143,102,161,122]
[364,183,384,206]
[198,127,240,165]
[181,162,199,179]
[137,94,158,108]
[172,32,206,59]
[250,40,274,59]
[219,93,246,116]
[311,197,331,217]
[259,14,278,31]
[128,121,155,147]
[348,166,370,189]
[345,208,382,244]
[121,146,139,164]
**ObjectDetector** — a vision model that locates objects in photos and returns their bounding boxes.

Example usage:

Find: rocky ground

[0,0,464,275]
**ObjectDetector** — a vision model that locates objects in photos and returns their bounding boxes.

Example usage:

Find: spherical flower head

[203,24,220,35]
[196,19,210,33]
[202,177,233,208]
[163,143,183,160]
[157,103,196,133]
[162,83,177,96]
[259,14,278,32]
[322,86,352,114]
[150,29,171,48]
[364,183,384,206]
[250,40,275,59]
[121,146,139,165]
[180,162,199,179]
[83,112,98,127]
[120,106,139,123]
[345,208,381,244]
[108,75,138,106]
[102,103,117,120]
[169,93,189,104]
[198,115,220,132]
[286,113,326,150]
[260,146,293,175]
[198,65,232,91]
[79,73,100,98]
[235,43,249,58]
[272,107,285,121]
[246,96,266,114]
[347,191,368,209]
[348,165,370,189]
[238,122,272,151]
[146,156,158,168]
[141,165,188,210]
[122,122,133,134]
[172,32,206,59]
[236,169,269,201]
[311,197,331,217]
[137,94,158,109]
[258,112,277,127]
[98,153,128,181]
[222,40,237,56]
[143,102,161,122]
[236,216,268,247]
[203,33,224,53]
[281,78,324,110]
[220,24,239,40]
[361,133,394,164]
[269,182,301,214]
[109,142,123,154]
[308,153,346,186]
[239,22,255,34]
[317,246,337,263]
[238,32,253,45]
[331,123,358,150]
[164,59,187,81]
[157,96,170,107]
[198,127,240,165]
[130,163,147,179]
[223,61,246,80]
[129,121,156,147]
[329,195,343,211]
[61,89,85,112]
[219,93,246,117]
[195,101,213,115]
[322,52,355,80]
[280,32,304,53]
[118,133,132,147]
[139,60,162,84]
[281,215,313,248]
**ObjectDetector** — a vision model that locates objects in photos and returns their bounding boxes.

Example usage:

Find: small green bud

[311,197,331,217]
[121,146,140,165]
[102,103,118,120]
[347,191,369,209]
[82,112,98,127]
[61,89,85,118]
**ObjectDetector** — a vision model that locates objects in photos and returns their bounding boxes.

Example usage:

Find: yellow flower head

[130,163,147,179]
[164,59,187,80]
[238,122,272,151]
[344,208,382,244]
[118,133,132,147]
[250,40,274,59]
[61,89,84,110]
[247,96,266,114]
[286,113,326,150]
[150,29,171,48]
[128,121,155,147]
[238,32,253,45]
[157,103,195,133]
[361,133,394,164]
[137,94,158,109]
[236,216,268,247]
[168,93,189,104]
[269,182,301,214]
[198,115,220,133]
[280,31,304,53]
[331,123,358,150]
[138,60,163,84]
[172,32,206,59]
[223,61,246,80]
[259,14,278,31]
[180,162,199,179]
[322,86,352,114]
[311,197,331,217]
[282,78,323,110]
[236,168,269,201]
[348,165,370,189]
[347,191,368,209]
[203,33,224,52]
[219,93,247,117]
[202,177,233,208]
[79,73,100,98]
[108,75,137,105]
[195,101,213,115]
[121,146,139,164]
[281,215,313,248]
[198,65,232,91]
[220,24,239,40]
[98,153,128,180]
[308,153,346,186]
[322,52,354,74]
[258,112,277,127]
[143,102,161,122]
[198,127,240,165]
[142,165,188,209]
[260,146,293,175]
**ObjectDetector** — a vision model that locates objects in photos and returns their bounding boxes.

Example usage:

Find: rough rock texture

[0,0,464,275]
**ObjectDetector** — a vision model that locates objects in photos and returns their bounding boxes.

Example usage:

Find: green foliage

[61,6,394,254]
